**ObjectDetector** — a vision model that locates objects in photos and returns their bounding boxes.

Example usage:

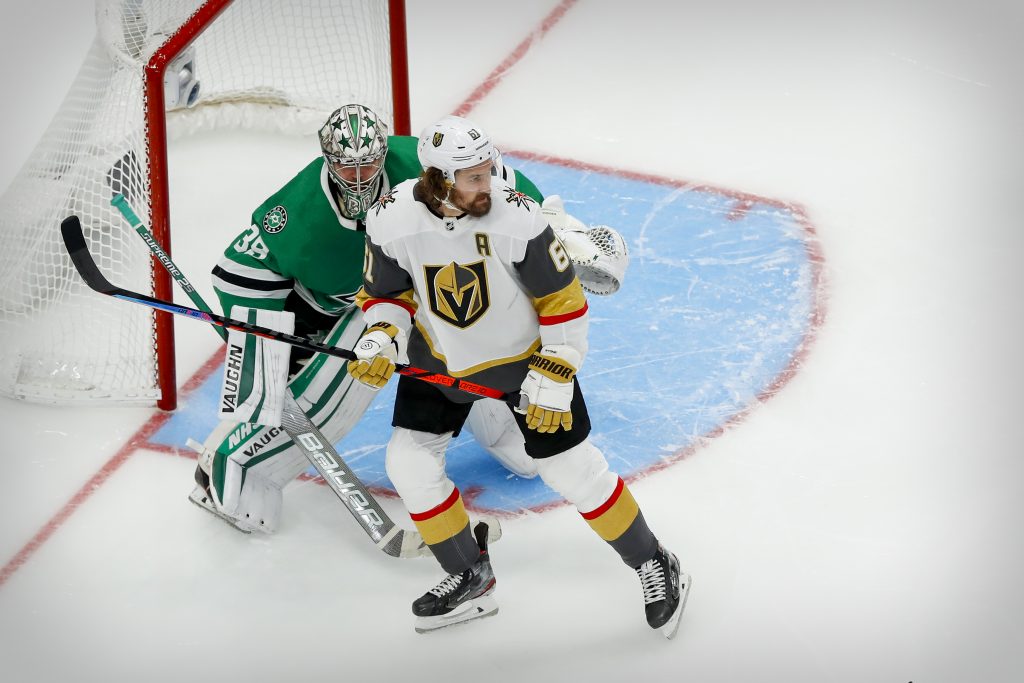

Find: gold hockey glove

[520,345,580,433]
[347,322,404,390]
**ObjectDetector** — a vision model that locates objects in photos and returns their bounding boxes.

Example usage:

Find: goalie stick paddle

[61,214,521,407]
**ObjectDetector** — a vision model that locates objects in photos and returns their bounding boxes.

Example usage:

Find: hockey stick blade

[61,216,118,295]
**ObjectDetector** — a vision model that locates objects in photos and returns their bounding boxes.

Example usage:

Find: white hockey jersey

[356,177,589,400]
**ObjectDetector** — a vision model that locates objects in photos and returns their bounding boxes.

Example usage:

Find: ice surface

[1,1,1022,682]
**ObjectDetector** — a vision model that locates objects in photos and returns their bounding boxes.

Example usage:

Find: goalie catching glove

[541,195,629,295]
[347,322,407,390]
[519,344,581,433]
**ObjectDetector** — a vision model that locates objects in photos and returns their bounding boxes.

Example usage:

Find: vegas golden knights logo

[424,260,490,328]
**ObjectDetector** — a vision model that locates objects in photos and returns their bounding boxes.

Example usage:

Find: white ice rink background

[1,1,1022,681]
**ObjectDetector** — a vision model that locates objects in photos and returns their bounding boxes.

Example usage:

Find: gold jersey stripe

[415,320,541,377]
[532,277,587,319]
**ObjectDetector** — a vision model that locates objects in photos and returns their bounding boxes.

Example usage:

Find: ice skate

[635,544,691,640]
[413,522,498,633]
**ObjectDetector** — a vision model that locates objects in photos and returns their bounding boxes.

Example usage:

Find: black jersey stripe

[212,265,294,293]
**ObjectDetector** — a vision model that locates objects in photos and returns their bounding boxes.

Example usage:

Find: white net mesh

[0,0,397,404]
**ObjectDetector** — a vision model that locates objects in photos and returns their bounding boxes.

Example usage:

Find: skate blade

[661,573,692,640]
[414,595,499,634]
[187,488,253,535]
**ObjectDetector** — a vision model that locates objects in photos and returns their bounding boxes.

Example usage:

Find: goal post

[0,0,410,410]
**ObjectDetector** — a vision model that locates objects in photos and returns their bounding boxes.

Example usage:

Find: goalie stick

[68,206,495,558]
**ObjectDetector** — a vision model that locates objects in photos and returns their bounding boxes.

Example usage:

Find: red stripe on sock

[409,488,462,522]
[580,477,624,520]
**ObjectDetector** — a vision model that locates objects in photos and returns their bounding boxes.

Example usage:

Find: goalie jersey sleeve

[358,178,589,400]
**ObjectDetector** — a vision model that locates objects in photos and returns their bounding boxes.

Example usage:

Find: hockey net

[0,0,409,408]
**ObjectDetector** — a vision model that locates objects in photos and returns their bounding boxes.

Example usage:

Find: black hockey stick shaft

[62,214,518,405]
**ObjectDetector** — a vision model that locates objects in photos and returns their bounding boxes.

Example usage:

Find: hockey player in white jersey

[351,115,690,637]
[188,104,631,552]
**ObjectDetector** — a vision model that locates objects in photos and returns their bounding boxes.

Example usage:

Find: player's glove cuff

[520,345,580,433]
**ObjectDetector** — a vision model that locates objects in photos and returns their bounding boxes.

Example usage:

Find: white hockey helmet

[417,115,495,184]
[319,104,389,219]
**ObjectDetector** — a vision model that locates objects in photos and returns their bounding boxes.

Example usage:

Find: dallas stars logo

[262,205,288,233]
[503,187,535,210]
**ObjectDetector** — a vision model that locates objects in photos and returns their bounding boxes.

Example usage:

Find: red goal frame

[142,0,410,410]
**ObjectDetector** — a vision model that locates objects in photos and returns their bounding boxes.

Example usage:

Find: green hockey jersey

[212,136,542,322]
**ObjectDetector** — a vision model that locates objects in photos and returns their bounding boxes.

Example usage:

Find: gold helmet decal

[424,260,490,328]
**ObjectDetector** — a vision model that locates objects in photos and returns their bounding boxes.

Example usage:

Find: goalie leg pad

[464,399,538,478]
[192,308,380,534]
[290,307,379,443]
[199,420,305,533]
[219,307,295,428]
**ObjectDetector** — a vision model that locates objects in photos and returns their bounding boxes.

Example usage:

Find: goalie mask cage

[0,0,410,410]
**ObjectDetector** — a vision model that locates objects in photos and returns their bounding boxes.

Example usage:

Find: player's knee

[535,438,618,511]
[385,427,455,510]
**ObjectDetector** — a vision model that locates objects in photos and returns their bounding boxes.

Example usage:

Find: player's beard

[452,189,491,217]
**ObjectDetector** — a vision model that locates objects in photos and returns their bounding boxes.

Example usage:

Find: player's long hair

[415,167,449,214]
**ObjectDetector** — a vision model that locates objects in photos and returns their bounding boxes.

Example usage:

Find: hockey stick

[111,193,228,342]
[78,205,419,558]
[67,210,520,406]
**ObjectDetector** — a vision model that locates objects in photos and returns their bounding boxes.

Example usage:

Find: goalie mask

[319,104,388,220]
[417,115,495,184]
